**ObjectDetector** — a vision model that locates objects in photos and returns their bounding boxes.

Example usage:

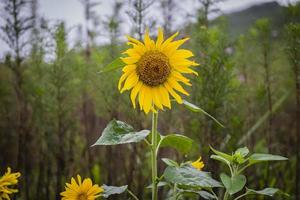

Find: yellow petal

[160,31,179,49]
[122,64,136,73]
[167,77,190,96]
[121,72,139,93]
[173,66,198,75]
[126,35,145,46]
[158,85,171,108]
[171,71,192,86]
[130,81,143,108]
[156,27,164,49]
[121,56,139,65]
[77,175,82,185]
[164,82,183,104]
[122,49,141,59]
[152,87,163,110]
[144,28,155,50]
[170,49,194,59]
[138,85,146,110]
[118,70,133,90]
[143,86,152,114]
[163,38,189,56]
[170,58,198,67]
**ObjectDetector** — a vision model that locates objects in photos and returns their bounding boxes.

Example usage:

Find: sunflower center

[77,193,88,200]
[137,51,170,86]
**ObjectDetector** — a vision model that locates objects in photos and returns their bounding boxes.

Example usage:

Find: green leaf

[163,165,222,188]
[246,188,279,197]
[162,158,179,167]
[98,57,125,74]
[220,173,246,195]
[178,189,217,200]
[235,147,249,157]
[199,191,218,200]
[182,100,224,127]
[92,119,150,146]
[146,181,168,189]
[210,155,231,167]
[210,146,233,162]
[249,153,288,164]
[160,134,193,154]
[101,185,128,198]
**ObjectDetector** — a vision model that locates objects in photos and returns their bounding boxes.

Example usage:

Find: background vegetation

[0,0,300,199]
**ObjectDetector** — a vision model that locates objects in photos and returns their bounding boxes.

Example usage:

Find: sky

[0,0,298,57]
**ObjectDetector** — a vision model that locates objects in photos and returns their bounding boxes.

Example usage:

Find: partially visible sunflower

[190,157,205,171]
[0,167,21,200]
[118,28,198,114]
[60,175,103,200]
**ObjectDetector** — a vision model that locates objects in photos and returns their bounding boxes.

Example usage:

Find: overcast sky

[0,0,298,57]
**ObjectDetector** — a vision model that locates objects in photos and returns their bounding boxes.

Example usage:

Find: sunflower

[190,157,205,171]
[0,167,21,200]
[60,175,104,200]
[118,28,198,114]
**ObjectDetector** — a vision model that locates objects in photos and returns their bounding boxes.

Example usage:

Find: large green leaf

[182,100,224,127]
[163,165,222,188]
[101,185,128,198]
[98,57,125,74]
[249,153,288,164]
[160,134,193,154]
[92,119,150,146]
[246,188,279,197]
[220,173,246,195]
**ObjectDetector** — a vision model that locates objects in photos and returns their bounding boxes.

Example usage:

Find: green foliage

[92,119,150,145]
[182,100,224,127]
[101,185,128,198]
[220,173,246,195]
[98,57,125,74]
[159,134,194,154]
[210,147,288,199]
[163,165,222,188]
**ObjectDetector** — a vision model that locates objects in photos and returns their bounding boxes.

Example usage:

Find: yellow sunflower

[0,167,21,200]
[190,157,205,171]
[118,28,198,114]
[60,175,104,200]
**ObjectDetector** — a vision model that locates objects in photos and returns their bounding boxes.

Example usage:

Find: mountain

[217,1,293,38]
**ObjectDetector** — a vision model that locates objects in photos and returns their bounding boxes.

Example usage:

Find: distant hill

[216,1,296,38]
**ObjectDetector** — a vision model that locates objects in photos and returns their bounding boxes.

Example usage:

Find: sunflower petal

[167,77,190,96]
[164,82,183,104]
[160,31,179,49]
[156,27,164,49]
[152,87,163,109]
[143,86,153,114]
[158,85,171,108]
[130,81,143,108]
[121,72,139,93]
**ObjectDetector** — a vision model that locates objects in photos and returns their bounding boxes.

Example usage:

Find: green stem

[233,192,250,200]
[223,191,229,200]
[127,189,139,200]
[151,111,159,200]
[173,183,178,200]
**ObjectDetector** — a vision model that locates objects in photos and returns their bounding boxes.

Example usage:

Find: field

[0,0,300,200]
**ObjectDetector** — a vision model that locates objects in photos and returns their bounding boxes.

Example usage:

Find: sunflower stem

[151,111,159,200]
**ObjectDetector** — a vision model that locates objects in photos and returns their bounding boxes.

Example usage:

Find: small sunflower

[60,175,104,200]
[190,157,205,171]
[119,28,198,114]
[0,167,21,200]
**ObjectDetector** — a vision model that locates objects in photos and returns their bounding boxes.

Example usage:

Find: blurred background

[0,0,300,199]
